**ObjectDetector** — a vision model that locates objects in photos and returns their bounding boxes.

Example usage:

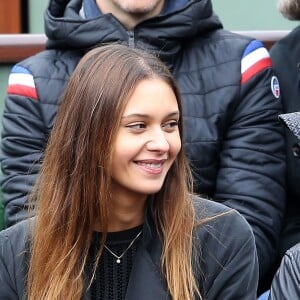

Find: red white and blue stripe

[241,40,272,84]
[7,65,38,100]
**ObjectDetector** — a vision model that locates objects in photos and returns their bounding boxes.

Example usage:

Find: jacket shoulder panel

[18,49,82,105]
[0,219,32,298]
[192,197,258,299]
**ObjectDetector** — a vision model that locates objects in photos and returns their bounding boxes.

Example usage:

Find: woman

[0,44,258,300]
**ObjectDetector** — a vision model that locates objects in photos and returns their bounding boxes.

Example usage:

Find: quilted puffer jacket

[0,0,286,283]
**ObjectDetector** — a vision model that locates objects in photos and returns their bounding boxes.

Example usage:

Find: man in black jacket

[0,0,286,289]
[270,0,300,260]
[268,111,300,300]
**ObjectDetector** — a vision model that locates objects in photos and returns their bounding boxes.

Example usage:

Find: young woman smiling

[0,44,258,300]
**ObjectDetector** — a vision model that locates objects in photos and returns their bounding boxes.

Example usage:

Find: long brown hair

[27,44,200,299]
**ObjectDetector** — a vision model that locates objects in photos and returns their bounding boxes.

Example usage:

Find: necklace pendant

[104,230,142,265]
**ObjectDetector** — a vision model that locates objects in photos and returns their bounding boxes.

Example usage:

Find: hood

[44,0,222,66]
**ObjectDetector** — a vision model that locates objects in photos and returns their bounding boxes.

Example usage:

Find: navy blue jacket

[270,26,300,257]
[0,0,286,282]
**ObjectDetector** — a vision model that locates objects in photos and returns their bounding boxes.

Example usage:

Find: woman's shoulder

[0,218,32,253]
[192,198,258,299]
[0,218,32,236]
[284,242,300,266]
[0,219,32,299]
[193,195,232,215]
[269,242,300,299]
[192,195,254,241]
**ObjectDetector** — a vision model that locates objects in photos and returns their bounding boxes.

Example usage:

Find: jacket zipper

[128,30,135,48]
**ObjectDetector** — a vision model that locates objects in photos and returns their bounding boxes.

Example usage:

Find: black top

[89,225,143,300]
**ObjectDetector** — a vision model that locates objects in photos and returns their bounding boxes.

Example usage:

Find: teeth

[139,162,162,169]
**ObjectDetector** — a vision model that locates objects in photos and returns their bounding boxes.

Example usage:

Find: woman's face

[111,78,181,202]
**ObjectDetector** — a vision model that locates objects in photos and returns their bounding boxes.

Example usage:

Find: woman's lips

[135,159,166,175]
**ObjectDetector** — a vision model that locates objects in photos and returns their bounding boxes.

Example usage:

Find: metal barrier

[0,30,291,63]
[0,34,47,63]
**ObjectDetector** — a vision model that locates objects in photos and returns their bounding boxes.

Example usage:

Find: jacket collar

[84,245,168,300]
[84,200,169,299]
[125,241,169,299]
[126,199,169,299]
[45,0,222,69]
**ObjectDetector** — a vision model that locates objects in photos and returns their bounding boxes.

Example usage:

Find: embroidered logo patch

[271,76,280,99]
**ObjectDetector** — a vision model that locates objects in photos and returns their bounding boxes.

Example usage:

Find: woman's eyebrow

[122,111,180,119]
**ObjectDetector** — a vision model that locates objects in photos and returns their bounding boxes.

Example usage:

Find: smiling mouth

[137,162,163,169]
[135,160,167,175]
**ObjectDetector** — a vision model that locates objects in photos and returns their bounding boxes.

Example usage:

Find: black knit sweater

[89,225,143,299]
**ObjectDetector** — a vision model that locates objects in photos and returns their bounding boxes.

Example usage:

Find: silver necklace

[104,230,142,264]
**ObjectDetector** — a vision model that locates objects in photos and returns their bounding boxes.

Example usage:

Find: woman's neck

[95,194,147,232]
[107,204,145,232]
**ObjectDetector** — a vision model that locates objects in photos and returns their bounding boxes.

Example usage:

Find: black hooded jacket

[270,26,300,257]
[0,0,286,282]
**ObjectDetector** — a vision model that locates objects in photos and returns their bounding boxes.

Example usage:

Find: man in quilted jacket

[0,0,286,291]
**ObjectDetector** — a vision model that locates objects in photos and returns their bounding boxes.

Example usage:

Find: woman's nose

[146,130,170,152]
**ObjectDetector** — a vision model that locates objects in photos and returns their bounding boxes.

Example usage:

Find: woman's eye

[163,120,179,130]
[126,123,146,130]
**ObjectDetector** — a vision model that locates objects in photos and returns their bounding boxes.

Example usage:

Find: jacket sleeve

[0,64,46,227]
[269,243,300,300]
[0,223,28,299]
[205,210,259,300]
[214,40,286,281]
[0,231,19,298]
